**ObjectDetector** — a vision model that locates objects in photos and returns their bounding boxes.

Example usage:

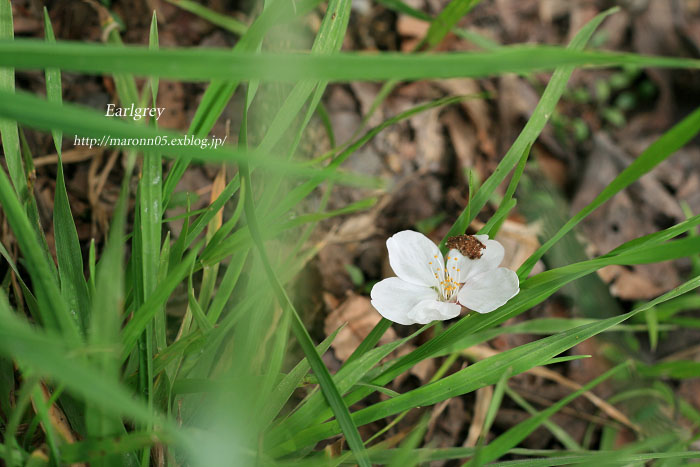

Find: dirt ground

[5,0,700,458]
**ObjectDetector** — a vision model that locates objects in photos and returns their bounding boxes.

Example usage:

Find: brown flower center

[446,234,485,260]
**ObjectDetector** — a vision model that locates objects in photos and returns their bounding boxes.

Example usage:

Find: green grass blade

[343,319,392,367]
[483,367,511,436]
[2,39,700,82]
[148,10,159,102]
[120,244,201,361]
[376,0,431,21]
[44,8,90,332]
[154,232,170,354]
[269,329,424,446]
[480,143,531,237]
[262,326,344,427]
[133,15,162,465]
[238,73,370,463]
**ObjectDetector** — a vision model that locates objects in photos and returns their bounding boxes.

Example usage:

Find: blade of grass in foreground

[256,0,351,213]
[242,173,369,466]
[1,41,700,81]
[331,7,616,419]
[0,89,378,188]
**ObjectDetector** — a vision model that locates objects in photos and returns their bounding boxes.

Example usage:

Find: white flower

[370,230,519,325]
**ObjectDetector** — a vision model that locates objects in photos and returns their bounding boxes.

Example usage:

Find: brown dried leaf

[464,385,493,447]
[323,293,397,361]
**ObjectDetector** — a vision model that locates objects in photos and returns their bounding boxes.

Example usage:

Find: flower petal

[386,230,443,287]
[406,300,462,324]
[370,277,438,325]
[448,235,505,282]
[457,267,519,314]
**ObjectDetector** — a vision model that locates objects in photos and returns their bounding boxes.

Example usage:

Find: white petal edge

[406,300,462,324]
[448,235,505,282]
[386,230,443,287]
[457,267,520,314]
[370,277,438,325]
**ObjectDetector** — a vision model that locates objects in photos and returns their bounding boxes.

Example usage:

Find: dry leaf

[324,293,397,361]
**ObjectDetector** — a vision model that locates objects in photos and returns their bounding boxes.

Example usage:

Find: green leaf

[44,8,91,332]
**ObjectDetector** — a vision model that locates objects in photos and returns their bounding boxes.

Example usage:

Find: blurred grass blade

[262,326,344,427]
[0,166,80,341]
